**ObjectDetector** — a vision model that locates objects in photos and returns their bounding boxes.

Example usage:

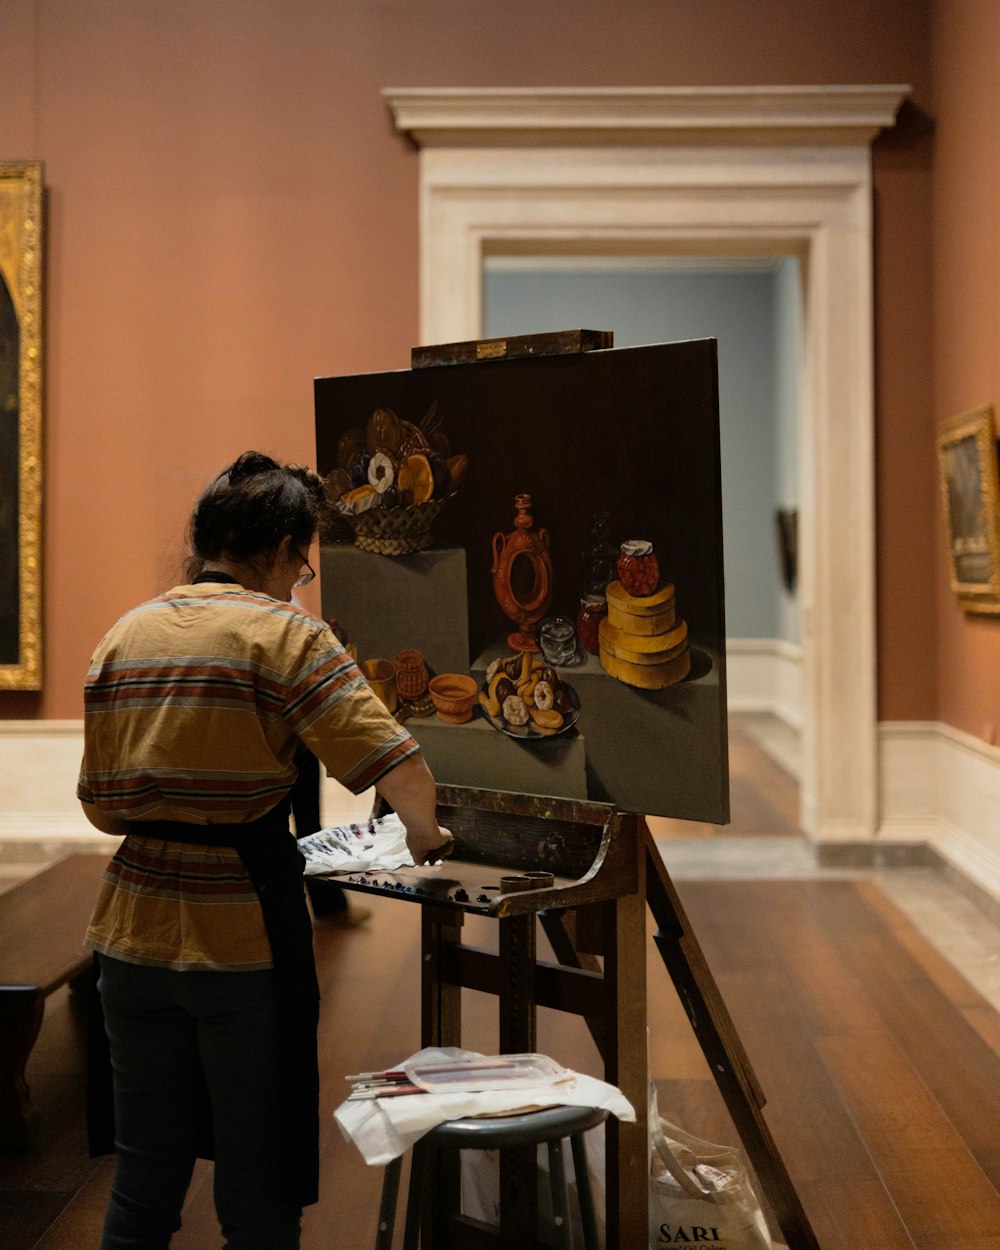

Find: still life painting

[314,335,727,822]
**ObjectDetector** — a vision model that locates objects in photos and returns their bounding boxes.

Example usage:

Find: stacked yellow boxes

[598,580,691,689]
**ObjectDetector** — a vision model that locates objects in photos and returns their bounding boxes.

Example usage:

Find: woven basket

[349,498,442,556]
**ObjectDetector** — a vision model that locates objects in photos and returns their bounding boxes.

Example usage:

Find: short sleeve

[282,626,420,793]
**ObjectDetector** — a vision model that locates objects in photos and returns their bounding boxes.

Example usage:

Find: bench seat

[0,853,109,1150]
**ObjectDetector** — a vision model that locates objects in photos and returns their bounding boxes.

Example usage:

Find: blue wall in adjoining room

[773,257,801,645]
[483,262,800,642]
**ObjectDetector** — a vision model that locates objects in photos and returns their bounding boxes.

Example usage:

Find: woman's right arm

[374,754,453,865]
[287,628,452,864]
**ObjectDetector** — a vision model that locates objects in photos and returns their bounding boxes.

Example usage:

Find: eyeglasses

[292,548,316,589]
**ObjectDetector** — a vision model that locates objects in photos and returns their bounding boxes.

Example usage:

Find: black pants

[97,956,301,1250]
[290,749,348,915]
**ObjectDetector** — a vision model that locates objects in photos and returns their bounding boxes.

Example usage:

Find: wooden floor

[5,743,1000,1248]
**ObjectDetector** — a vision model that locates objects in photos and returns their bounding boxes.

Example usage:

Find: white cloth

[298,812,412,876]
[335,1048,636,1166]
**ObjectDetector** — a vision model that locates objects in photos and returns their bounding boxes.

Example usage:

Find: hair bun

[227,451,280,483]
[186,449,325,578]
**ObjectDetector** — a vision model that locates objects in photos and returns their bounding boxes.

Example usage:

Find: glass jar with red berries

[617,539,660,598]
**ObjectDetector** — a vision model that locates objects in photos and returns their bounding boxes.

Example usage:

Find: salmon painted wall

[931,0,1000,745]
[0,0,934,722]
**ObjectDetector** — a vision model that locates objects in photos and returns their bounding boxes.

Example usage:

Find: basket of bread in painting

[325,404,468,556]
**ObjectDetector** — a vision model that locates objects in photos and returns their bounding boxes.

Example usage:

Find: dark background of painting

[315,340,725,660]
[0,274,19,667]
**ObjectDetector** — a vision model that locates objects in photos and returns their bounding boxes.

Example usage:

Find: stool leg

[500,1143,537,1248]
[571,1133,600,1250]
[547,1139,572,1249]
[375,1156,402,1250]
[403,1141,429,1250]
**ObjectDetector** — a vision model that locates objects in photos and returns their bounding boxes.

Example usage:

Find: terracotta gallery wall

[0,0,935,724]
[931,0,1000,745]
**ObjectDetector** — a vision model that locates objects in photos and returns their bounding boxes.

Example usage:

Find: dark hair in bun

[186,450,325,578]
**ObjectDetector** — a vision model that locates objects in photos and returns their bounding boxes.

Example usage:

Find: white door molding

[385,86,907,841]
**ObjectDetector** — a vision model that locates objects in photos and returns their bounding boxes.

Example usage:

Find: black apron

[87,797,321,1210]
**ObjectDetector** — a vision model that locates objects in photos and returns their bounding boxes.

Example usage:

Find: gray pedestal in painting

[320,545,724,822]
[320,543,470,676]
[571,647,724,821]
[472,641,725,822]
[406,714,589,802]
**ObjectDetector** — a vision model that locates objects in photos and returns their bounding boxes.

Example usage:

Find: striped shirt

[80,582,419,970]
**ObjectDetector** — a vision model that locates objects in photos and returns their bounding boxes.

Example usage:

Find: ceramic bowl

[428,673,478,724]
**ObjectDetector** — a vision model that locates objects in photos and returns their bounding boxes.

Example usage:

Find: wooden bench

[0,853,109,1150]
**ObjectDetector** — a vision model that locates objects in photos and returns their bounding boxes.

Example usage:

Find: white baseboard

[0,720,92,843]
[3,714,998,909]
[725,638,802,728]
[0,645,802,851]
[879,720,1000,902]
[0,719,373,866]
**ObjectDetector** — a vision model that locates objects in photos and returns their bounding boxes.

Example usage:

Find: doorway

[483,254,804,838]
[386,84,908,843]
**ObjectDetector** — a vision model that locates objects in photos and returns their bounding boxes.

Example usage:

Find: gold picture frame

[0,160,43,688]
[936,404,1000,615]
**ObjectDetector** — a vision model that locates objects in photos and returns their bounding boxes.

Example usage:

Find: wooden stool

[376,1104,609,1250]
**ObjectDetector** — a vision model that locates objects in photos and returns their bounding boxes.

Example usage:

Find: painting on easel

[314,331,727,823]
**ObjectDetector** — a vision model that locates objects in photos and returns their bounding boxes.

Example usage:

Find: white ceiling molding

[483,255,784,273]
[388,84,910,842]
[383,85,908,147]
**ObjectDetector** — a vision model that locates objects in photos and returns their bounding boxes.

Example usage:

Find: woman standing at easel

[79,451,451,1250]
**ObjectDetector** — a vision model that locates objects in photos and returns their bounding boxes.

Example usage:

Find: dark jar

[617,539,660,598]
[582,510,617,596]
[576,594,607,655]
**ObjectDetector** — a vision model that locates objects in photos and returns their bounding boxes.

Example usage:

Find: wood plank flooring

[5,738,1000,1247]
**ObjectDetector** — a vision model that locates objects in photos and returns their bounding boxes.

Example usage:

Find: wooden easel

[405,791,820,1250]
[324,331,819,1246]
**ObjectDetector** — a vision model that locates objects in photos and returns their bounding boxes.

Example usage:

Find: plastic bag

[649,1084,773,1250]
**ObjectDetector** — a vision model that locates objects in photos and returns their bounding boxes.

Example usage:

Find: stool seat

[426,1103,609,1151]
[375,1102,609,1250]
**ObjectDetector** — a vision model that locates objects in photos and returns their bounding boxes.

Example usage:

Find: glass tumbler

[539,616,577,666]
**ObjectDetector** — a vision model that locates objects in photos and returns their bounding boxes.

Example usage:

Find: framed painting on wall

[0,160,43,689]
[936,404,1000,615]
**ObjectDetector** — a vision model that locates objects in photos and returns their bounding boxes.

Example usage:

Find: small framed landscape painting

[936,404,1000,615]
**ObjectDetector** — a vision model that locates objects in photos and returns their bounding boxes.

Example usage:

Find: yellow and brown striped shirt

[79,582,418,970]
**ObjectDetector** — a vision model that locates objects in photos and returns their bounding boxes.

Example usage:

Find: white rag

[334,1047,636,1166]
[298,813,412,876]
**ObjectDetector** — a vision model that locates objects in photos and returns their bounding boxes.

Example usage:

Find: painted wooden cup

[393,649,430,701]
[360,658,398,713]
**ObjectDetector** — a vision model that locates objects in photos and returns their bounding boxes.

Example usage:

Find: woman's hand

[406,824,455,866]
[374,755,454,866]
